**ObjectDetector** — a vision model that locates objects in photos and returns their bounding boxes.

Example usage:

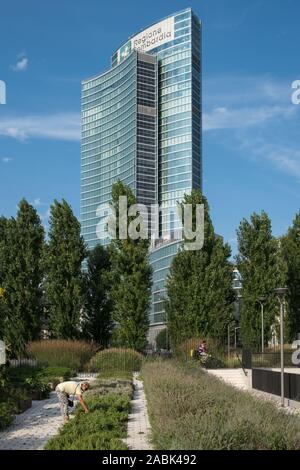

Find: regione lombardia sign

[117,16,175,63]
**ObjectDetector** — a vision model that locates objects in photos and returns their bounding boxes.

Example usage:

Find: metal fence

[8,358,37,368]
[252,368,300,402]
[251,352,298,369]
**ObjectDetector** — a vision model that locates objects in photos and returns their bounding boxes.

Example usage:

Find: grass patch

[142,360,300,450]
[27,340,97,371]
[45,379,132,450]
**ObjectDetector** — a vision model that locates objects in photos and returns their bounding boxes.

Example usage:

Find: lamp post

[274,287,288,407]
[258,296,266,354]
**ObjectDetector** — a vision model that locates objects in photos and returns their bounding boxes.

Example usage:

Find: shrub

[24,376,51,399]
[0,401,16,430]
[40,366,72,381]
[88,348,143,374]
[142,360,300,450]
[45,382,131,450]
[27,340,97,371]
[155,329,169,350]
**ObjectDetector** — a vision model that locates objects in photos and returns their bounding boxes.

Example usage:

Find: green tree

[0,201,45,355]
[44,200,86,339]
[0,217,8,339]
[82,245,112,345]
[236,211,285,349]
[281,212,300,341]
[166,190,234,346]
[109,180,151,352]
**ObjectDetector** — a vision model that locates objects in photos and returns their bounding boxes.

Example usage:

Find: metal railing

[236,350,248,376]
[251,352,297,369]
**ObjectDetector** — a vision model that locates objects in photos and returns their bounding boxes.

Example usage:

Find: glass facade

[81,8,202,327]
[81,52,157,247]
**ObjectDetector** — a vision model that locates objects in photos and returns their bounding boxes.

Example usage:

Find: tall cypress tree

[44,200,86,339]
[166,190,234,346]
[236,211,285,349]
[110,180,151,352]
[281,212,300,342]
[0,201,45,355]
[82,245,112,345]
[0,217,8,340]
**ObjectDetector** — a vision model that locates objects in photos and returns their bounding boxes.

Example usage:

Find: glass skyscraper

[81,7,202,335]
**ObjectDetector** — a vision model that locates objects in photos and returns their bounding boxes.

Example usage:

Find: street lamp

[258,296,266,354]
[274,287,288,407]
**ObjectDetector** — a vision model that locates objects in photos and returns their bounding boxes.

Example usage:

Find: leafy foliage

[0,200,45,355]
[82,245,113,346]
[43,200,86,339]
[0,401,16,430]
[236,211,286,348]
[109,181,152,352]
[281,212,300,341]
[166,190,235,346]
[155,329,170,350]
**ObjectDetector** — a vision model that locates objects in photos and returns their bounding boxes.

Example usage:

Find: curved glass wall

[81,53,137,248]
[149,240,181,324]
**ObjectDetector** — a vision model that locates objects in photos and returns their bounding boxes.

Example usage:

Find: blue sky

[0,0,300,254]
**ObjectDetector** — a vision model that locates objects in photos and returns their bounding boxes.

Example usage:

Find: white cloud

[11,54,28,72]
[1,157,13,163]
[0,112,80,142]
[254,143,300,180]
[32,198,48,208]
[203,105,295,131]
[203,74,300,181]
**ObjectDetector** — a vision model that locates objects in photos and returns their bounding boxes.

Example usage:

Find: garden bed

[142,360,300,450]
[45,377,133,450]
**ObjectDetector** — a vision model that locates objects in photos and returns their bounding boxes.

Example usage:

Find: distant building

[81,8,202,332]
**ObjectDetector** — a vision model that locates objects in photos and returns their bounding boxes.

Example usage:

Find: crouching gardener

[55,381,90,422]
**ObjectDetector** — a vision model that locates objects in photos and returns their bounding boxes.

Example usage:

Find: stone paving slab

[126,373,152,450]
[0,392,63,450]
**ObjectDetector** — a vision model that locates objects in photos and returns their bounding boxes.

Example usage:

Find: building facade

[81,8,202,332]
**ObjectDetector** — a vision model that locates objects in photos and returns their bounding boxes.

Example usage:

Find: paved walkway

[126,373,152,450]
[0,392,62,450]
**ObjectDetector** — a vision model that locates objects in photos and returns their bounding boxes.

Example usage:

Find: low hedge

[143,360,300,450]
[88,348,143,374]
[45,382,131,450]
[7,365,73,400]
